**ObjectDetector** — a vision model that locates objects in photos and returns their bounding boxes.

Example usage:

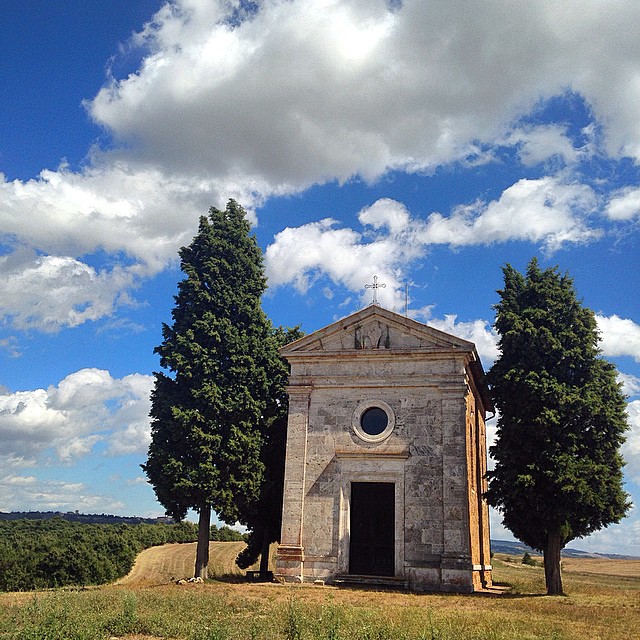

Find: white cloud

[0,164,208,271]
[358,198,411,234]
[503,124,580,167]
[572,506,640,557]
[597,315,640,363]
[106,374,155,455]
[619,373,640,399]
[419,177,600,252]
[0,474,124,513]
[265,214,420,310]
[3,0,640,329]
[605,187,640,221]
[0,163,261,331]
[266,182,601,308]
[88,0,640,183]
[0,249,135,332]
[427,315,499,366]
[0,337,20,358]
[57,436,105,464]
[0,369,153,467]
[623,400,640,485]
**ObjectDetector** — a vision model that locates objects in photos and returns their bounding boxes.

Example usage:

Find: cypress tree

[486,258,630,595]
[142,200,281,579]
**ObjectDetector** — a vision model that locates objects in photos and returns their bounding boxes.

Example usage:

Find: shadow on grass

[207,572,260,584]
[329,579,557,599]
[206,574,557,598]
[484,582,568,598]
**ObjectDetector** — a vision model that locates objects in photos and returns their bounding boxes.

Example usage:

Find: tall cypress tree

[142,200,281,579]
[487,258,630,595]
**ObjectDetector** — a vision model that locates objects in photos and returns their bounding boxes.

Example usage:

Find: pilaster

[275,385,312,582]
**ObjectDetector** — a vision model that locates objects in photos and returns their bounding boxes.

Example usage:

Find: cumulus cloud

[0,163,226,330]
[605,187,640,221]
[358,197,411,234]
[623,400,640,485]
[88,0,640,183]
[0,474,125,513]
[0,164,209,269]
[503,124,581,167]
[3,0,640,329]
[265,213,421,310]
[0,369,153,467]
[597,315,640,363]
[426,315,499,366]
[0,249,135,331]
[266,183,601,306]
[419,178,600,252]
[619,373,640,399]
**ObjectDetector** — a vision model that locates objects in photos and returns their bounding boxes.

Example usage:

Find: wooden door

[349,482,395,576]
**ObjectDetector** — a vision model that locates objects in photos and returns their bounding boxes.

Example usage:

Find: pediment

[281,305,475,356]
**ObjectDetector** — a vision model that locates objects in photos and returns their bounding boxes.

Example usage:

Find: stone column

[440,382,473,592]
[275,385,312,582]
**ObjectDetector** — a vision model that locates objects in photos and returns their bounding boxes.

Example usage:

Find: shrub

[522,552,539,566]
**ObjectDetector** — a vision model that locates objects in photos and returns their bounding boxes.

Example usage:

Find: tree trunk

[543,530,563,595]
[259,530,270,577]
[194,504,211,580]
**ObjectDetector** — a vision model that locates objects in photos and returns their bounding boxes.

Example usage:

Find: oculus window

[352,400,395,443]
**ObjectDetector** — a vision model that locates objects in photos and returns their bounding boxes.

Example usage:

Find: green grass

[0,556,638,640]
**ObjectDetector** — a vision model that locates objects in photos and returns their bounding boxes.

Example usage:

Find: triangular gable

[281,305,476,355]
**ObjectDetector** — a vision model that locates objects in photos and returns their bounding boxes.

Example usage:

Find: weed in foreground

[9,593,102,640]
[104,592,140,636]
[284,594,304,640]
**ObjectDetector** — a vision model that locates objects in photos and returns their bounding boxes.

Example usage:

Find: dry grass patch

[562,557,640,577]
[1,547,639,640]
[118,541,251,586]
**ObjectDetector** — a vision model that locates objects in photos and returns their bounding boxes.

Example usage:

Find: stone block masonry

[276,305,493,592]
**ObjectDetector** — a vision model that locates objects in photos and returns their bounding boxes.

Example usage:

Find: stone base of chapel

[275,548,492,593]
[274,545,305,583]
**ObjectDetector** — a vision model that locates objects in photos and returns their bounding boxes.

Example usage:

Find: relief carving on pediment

[353,321,390,349]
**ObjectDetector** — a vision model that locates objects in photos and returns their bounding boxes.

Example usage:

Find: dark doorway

[349,482,395,576]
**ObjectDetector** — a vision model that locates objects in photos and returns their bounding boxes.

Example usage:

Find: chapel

[275,304,493,592]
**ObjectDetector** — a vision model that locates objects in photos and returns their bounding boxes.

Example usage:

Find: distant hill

[0,511,173,526]
[491,538,639,560]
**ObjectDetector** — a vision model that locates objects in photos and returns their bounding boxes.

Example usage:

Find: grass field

[1,544,638,640]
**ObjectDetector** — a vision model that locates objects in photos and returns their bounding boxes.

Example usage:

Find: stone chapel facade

[275,305,493,592]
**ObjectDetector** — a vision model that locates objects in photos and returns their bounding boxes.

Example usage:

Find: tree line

[0,517,244,591]
[0,510,170,525]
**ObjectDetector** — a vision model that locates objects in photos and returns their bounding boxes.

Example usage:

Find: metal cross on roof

[365,275,386,305]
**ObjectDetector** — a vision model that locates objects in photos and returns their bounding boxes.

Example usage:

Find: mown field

[1,544,638,640]
[116,541,254,586]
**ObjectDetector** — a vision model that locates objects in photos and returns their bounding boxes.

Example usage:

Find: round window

[360,407,388,436]
[352,400,395,443]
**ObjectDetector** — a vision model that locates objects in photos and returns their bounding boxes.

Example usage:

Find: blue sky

[1,1,639,556]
